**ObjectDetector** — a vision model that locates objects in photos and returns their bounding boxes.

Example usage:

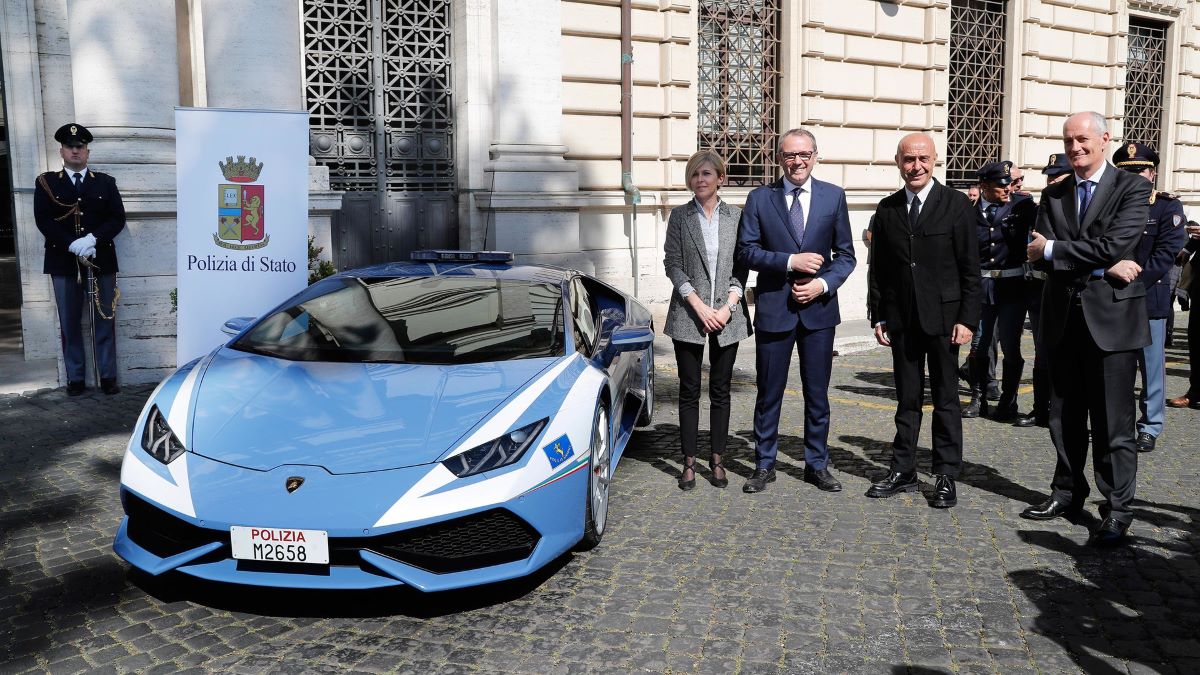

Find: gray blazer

[663,200,752,346]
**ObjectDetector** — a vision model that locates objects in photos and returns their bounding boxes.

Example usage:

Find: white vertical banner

[175,108,309,364]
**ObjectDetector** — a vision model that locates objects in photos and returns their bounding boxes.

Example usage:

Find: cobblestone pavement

[2,322,1198,674]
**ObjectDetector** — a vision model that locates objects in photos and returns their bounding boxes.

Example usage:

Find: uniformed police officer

[33,123,126,395]
[1014,153,1073,427]
[1111,142,1188,452]
[964,161,1036,420]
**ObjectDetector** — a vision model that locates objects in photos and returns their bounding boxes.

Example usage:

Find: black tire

[578,400,611,550]
[635,341,655,427]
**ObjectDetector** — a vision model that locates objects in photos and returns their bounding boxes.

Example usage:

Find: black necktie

[985,203,998,224]
[73,172,82,188]
[789,186,805,243]
[908,195,920,230]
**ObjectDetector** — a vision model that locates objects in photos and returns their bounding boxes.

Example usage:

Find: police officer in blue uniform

[33,123,126,395]
[1111,142,1188,452]
[1014,153,1073,427]
[964,161,1036,420]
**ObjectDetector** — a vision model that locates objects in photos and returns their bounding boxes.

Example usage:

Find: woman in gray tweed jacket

[663,150,752,490]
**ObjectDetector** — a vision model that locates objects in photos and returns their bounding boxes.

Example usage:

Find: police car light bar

[410,250,514,263]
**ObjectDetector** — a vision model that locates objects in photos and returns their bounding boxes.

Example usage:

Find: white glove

[68,233,97,255]
[81,246,97,258]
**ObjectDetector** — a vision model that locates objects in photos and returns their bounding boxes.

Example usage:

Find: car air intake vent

[122,490,227,558]
[361,508,540,574]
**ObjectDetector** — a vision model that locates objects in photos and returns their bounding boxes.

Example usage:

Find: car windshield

[231,275,565,364]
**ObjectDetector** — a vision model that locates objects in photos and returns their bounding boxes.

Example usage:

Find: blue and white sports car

[114,251,656,591]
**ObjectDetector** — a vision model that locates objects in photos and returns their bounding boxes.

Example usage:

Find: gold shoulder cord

[36,174,121,319]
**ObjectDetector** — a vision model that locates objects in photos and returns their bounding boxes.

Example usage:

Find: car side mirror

[600,326,654,366]
[221,316,256,336]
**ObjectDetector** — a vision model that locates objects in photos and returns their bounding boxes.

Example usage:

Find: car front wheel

[578,400,611,550]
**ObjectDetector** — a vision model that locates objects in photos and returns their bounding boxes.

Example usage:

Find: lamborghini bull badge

[214,156,268,251]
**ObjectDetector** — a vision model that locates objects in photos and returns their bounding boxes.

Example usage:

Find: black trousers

[888,324,963,477]
[1048,304,1139,523]
[1026,278,1049,417]
[673,336,739,458]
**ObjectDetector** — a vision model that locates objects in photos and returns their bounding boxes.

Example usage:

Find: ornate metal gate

[1125,17,1167,151]
[303,0,457,270]
[946,0,1008,187]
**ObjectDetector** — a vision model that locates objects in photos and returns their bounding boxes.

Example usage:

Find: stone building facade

[0,0,1195,385]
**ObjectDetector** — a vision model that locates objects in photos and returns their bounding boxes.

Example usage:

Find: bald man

[866,133,981,508]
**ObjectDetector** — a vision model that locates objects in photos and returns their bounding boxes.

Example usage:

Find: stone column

[200,0,303,110]
[483,0,585,269]
[66,0,178,190]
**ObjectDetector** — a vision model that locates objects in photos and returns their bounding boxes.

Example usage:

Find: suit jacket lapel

[1080,163,1118,233]
[716,201,736,283]
[684,201,710,278]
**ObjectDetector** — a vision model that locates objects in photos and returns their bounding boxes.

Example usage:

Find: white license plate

[230,526,329,565]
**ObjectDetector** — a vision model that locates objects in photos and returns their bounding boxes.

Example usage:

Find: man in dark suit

[866,132,980,508]
[735,128,857,494]
[34,123,126,395]
[1021,111,1152,547]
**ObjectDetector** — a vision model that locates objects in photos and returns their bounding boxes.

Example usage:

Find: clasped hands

[788,252,824,305]
[68,233,97,259]
[1027,231,1142,283]
[688,294,733,334]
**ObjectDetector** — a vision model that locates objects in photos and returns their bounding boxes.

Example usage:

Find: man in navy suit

[735,128,857,493]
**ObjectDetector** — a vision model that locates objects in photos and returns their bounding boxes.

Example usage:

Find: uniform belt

[981,268,1025,279]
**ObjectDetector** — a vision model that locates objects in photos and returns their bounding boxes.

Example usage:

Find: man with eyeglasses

[735,128,857,494]
[1022,112,1152,547]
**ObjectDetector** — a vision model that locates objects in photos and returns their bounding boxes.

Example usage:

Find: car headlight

[442,418,548,478]
[141,405,187,465]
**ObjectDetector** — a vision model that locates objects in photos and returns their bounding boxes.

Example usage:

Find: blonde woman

[663,150,752,490]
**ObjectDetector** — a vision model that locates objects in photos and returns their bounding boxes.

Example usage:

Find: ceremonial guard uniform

[1015,153,1073,427]
[1112,142,1188,452]
[965,161,1035,420]
[33,123,126,395]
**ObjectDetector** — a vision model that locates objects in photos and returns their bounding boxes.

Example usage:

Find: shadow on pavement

[1011,522,1200,675]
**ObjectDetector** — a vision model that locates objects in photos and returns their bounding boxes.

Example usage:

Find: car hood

[187,348,559,474]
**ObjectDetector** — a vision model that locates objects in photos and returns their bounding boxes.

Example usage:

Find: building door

[303,0,457,271]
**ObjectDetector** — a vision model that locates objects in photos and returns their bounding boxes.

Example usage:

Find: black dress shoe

[865,471,918,498]
[1087,517,1129,547]
[678,458,697,491]
[742,468,776,494]
[1013,412,1039,428]
[100,378,121,395]
[929,474,957,508]
[1135,432,1156,453]
[803,466,842,492]
[66,381,86,396]
[961,396,986,418]
[1019,498,1081,521]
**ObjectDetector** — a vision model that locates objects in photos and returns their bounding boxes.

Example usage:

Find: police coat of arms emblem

[215,156,268,250]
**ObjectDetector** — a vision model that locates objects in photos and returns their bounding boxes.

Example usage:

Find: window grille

[946,0,1008,187]
[1125,18,1167,151]
[697,0,781,187]
[303,0,455,193]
